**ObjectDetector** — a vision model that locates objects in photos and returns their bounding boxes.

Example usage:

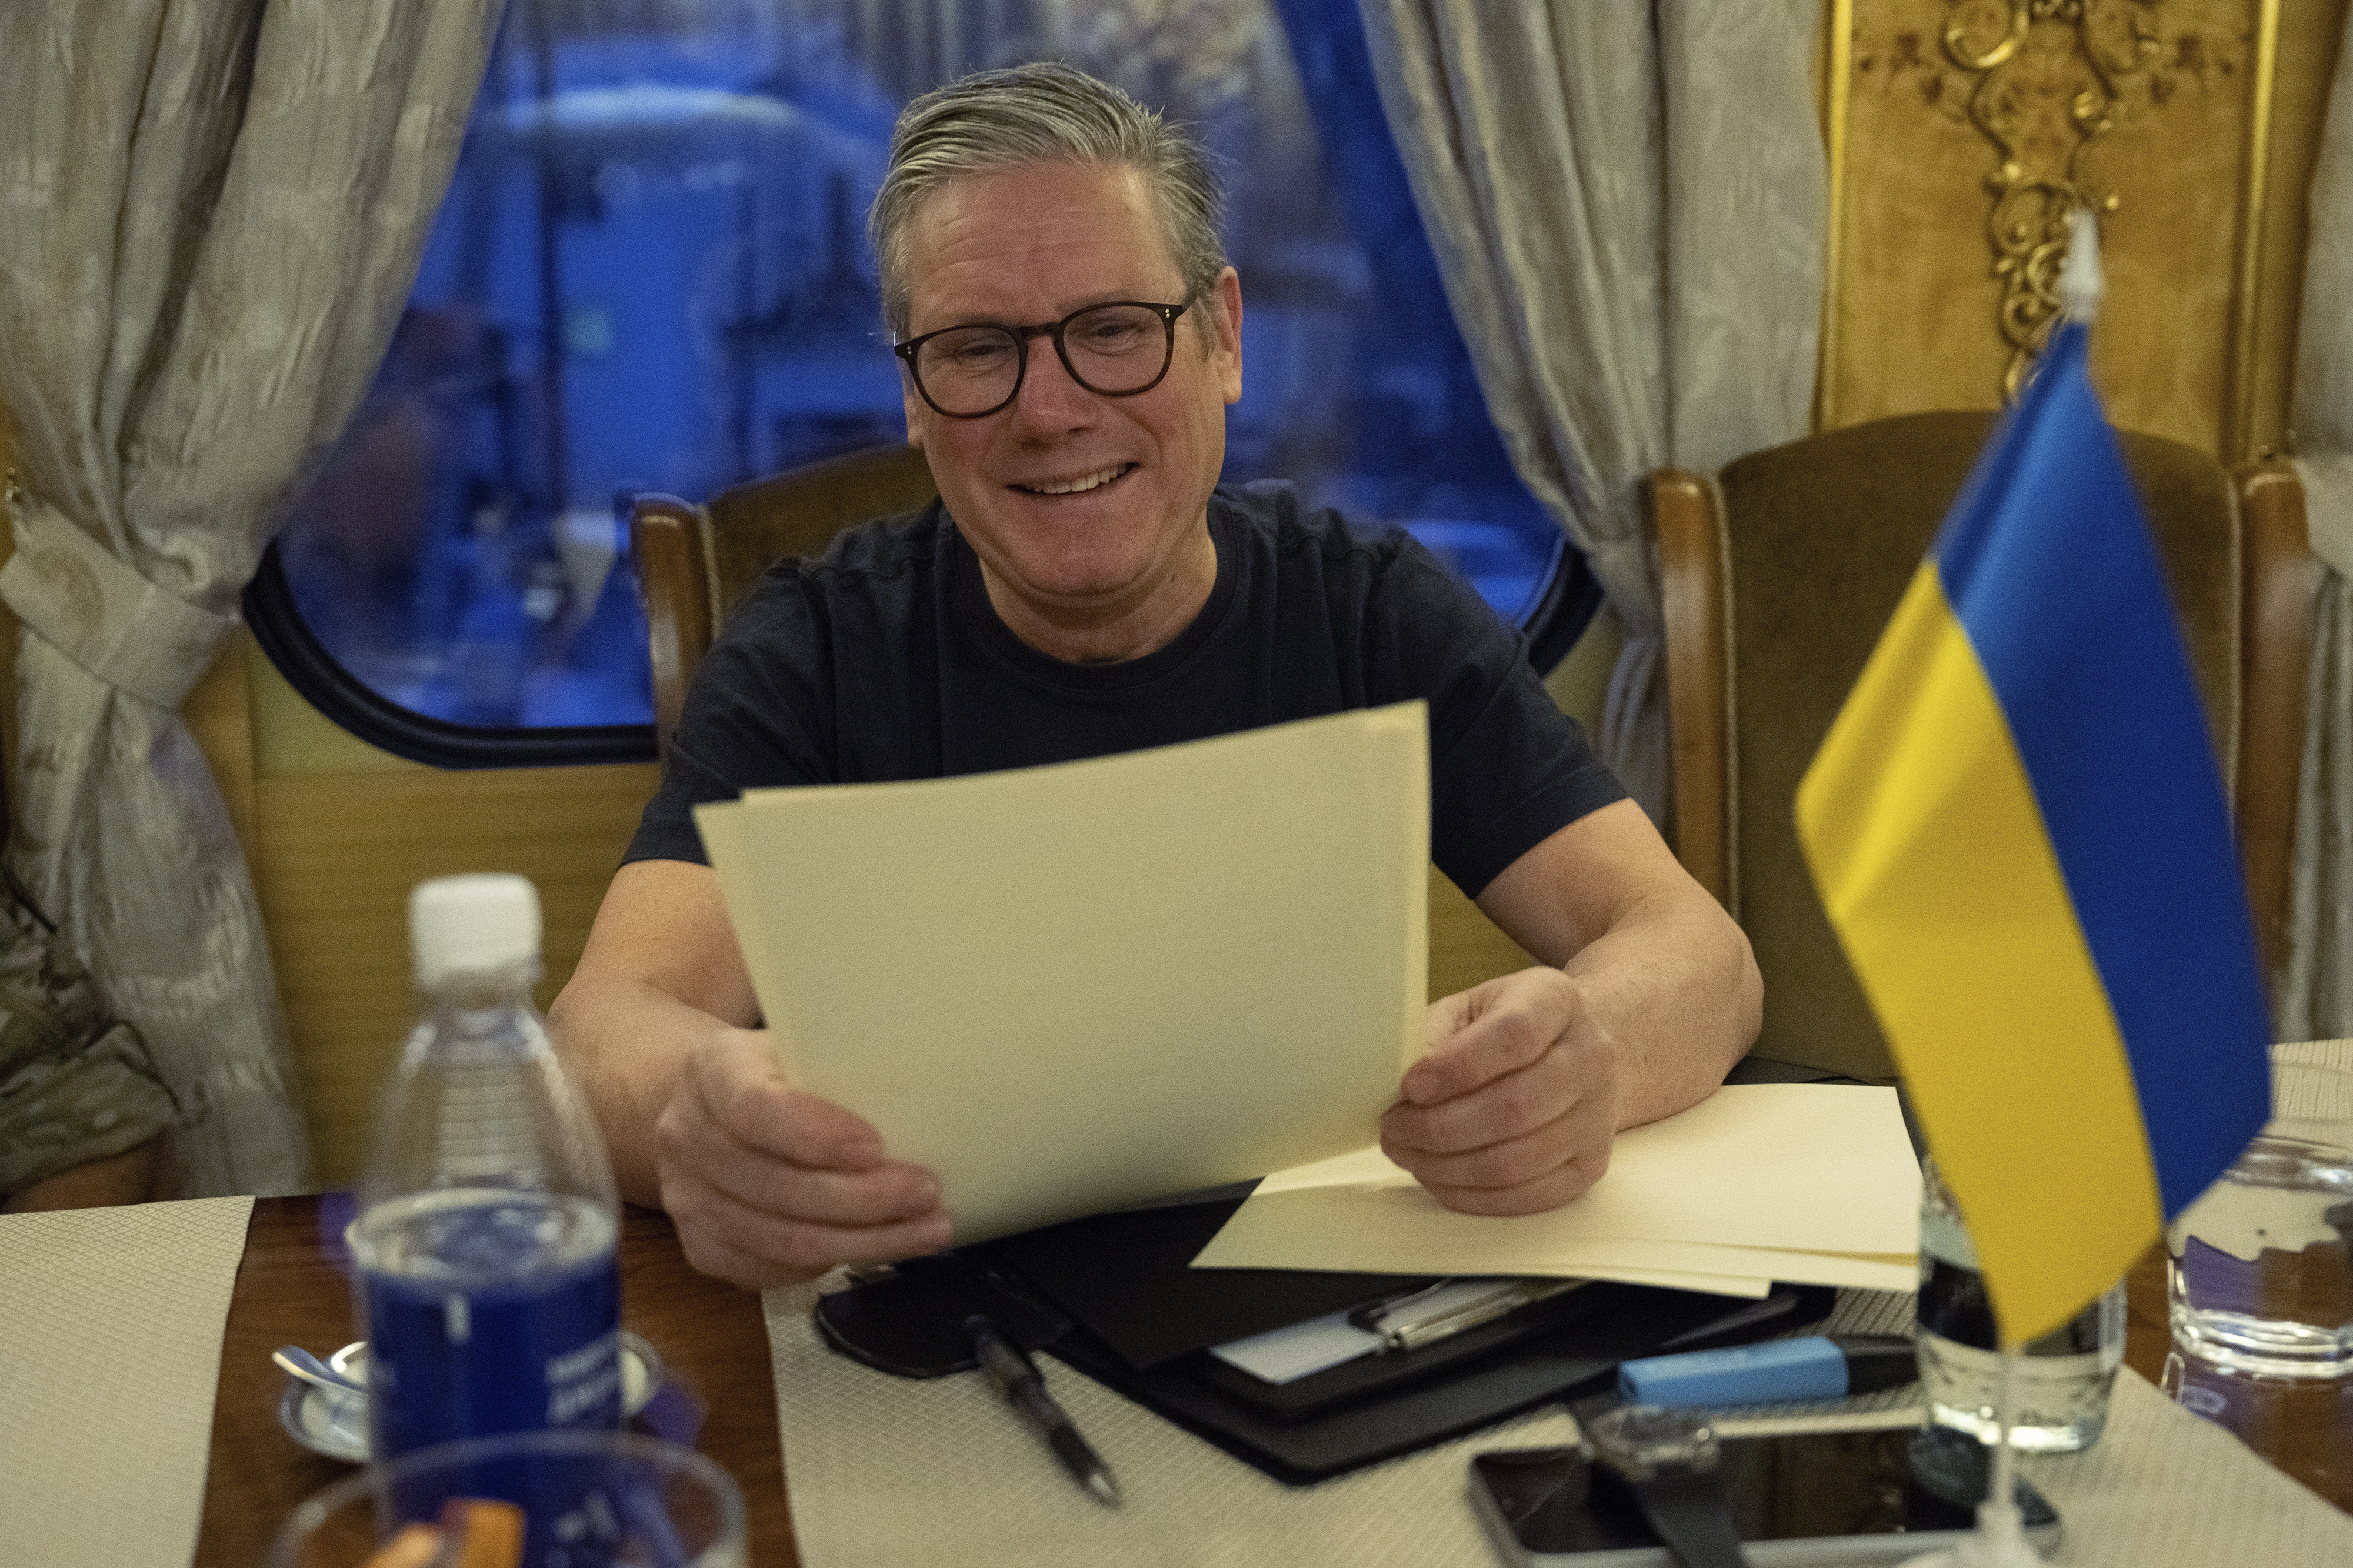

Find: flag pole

[1895,206,2107,1568]
[1988,1346,2021,1536]
[1897,1339,2043,1566]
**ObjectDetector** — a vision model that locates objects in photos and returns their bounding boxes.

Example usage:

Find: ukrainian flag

[1795,316,2271,1346]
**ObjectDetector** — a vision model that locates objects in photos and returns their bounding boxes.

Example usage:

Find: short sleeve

[622,578,834,867]
[1363,541,1625,897]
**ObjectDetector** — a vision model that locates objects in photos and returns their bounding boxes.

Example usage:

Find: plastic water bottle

[352,874,624,1462]
[1915,1153,2124,1452]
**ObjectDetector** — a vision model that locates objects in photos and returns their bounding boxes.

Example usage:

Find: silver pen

[1357,1277,1585,1353]
[966,1313,1122,1507]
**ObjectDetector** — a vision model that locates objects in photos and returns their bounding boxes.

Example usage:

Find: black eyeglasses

[894,295,1195,419]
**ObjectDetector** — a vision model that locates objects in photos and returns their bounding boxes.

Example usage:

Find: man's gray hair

[870,61,1228,341]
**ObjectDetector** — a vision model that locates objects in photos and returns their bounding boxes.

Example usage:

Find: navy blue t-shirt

[626,481,1623,899]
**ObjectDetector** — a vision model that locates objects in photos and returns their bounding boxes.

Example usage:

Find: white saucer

[278,1332,664,1463]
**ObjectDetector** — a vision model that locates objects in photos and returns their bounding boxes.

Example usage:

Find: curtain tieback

[0,490,238,710]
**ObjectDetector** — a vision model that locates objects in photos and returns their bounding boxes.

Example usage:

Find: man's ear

[901,374,926,449]
[1209,266,1243,406]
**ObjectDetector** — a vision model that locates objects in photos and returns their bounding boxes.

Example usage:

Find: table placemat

[0,1196,254,1568]
[766,1276,2352,1567]
[2021,1370,2352,1563]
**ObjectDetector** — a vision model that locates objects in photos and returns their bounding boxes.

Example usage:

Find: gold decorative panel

[1828,0,2264,451]
[1942,1,2172,396]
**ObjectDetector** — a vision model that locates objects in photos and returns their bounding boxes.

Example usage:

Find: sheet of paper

[1194,1085,1920,1286]
[696,703,1430,1244]
[1197,1187,1908,1291]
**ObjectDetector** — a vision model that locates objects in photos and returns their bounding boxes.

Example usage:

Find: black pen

[965,1313,1121,1507]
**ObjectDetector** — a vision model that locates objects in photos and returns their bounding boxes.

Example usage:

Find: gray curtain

[1355,0,1825,822]
[0,1,502,1195]
[2282,12,2353,1043]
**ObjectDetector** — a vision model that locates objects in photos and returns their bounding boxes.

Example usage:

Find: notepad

[1192,1085,1921,1293]
[695,703,1432,1245]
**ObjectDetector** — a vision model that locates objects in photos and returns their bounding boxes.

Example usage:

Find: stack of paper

[1191,1085,1921,1296]
[695,703,1432,1245]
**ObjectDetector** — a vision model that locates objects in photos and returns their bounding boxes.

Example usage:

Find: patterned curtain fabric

[2282,14,2353,1043]
[0,2,501,1196]
[1354,0,1825,822]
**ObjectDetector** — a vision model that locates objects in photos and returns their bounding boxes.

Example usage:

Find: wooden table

[194,1196,796,1567]
[194,1200,2346,1565]
[2124,1240,2353,1512]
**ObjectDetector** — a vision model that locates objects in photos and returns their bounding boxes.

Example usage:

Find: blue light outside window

[269,1,1577,736]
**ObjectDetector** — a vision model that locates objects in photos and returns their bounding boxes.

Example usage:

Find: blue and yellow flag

[1794,318,2271,1346]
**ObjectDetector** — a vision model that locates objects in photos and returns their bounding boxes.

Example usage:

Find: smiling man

[551,62,1759,1292]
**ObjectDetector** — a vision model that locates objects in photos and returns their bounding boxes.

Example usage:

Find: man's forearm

[548,976,730,1208]
[1562,886,1761,1130]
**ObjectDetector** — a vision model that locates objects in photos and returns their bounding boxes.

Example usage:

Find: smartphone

[1468,1423,2062,1566]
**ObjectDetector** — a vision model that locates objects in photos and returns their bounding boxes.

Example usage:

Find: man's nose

[1007,339,1097,433]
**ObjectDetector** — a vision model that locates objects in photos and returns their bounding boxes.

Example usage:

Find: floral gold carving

[1940,0,2168,396]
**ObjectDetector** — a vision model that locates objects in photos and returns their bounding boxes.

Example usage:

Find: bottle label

[359,1196,622,1461]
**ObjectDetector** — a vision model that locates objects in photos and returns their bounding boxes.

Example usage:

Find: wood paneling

[183,639,256,864]
[255,760,659,1184]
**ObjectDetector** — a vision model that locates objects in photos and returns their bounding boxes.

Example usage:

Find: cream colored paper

[0,1196,255,1568]
[1194,1085,1919,1289]
[696,703,1429,1244]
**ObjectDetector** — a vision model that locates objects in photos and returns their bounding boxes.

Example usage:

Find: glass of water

[1915,1154,2124,1450]
[2166,1047,2353,1379]
[269,1429,745,1568]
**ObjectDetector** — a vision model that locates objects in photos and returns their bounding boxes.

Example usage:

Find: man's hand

[654,1029,953,1289]
[1389,798,1761,1219]
[549,859,959,1291]
[1380,967,1622,1215]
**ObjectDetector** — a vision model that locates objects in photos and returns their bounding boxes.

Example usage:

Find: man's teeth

[1022,464,1129,495]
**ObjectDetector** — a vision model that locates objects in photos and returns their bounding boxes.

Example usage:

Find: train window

[252,0,1597,763]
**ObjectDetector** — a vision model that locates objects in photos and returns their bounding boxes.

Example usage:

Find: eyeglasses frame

[893,294,1197,419]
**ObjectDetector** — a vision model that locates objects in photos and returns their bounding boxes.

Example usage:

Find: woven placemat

[0,1196,255,1568]
[766,1276,2352,1567]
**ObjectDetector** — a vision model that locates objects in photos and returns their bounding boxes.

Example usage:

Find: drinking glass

[2165,1047,2353,1379]
[269,1429,745,1568]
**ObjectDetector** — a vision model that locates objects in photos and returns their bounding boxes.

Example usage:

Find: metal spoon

[272,1344,367,1400]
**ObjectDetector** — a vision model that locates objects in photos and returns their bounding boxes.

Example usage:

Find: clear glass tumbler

[1916,1155,2124,1451]
[2165,1048,2353,1379]
[268,1429,745,1568]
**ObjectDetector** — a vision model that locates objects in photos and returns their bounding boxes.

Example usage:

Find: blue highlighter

[1617,1335,1919,1407]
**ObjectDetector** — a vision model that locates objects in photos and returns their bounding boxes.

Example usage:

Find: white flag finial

[2058,207,2104,321]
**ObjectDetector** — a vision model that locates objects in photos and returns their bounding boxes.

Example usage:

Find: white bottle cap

[410,873,542,985]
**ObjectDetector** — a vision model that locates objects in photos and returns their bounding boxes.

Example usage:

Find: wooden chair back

[1649,411,2312,1082]
[629,444,938,757]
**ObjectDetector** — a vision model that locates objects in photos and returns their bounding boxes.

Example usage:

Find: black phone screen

[1471,1425,2059,1557]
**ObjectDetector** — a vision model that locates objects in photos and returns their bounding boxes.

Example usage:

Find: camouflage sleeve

[0,872,176,1196]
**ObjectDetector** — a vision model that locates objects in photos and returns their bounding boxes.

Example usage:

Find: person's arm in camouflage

[0,866,173,1211]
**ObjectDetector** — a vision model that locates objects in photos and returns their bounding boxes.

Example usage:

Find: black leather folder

[815,1187,1835,1486]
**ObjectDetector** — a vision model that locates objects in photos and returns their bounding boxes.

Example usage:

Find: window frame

[244,541,659,770]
